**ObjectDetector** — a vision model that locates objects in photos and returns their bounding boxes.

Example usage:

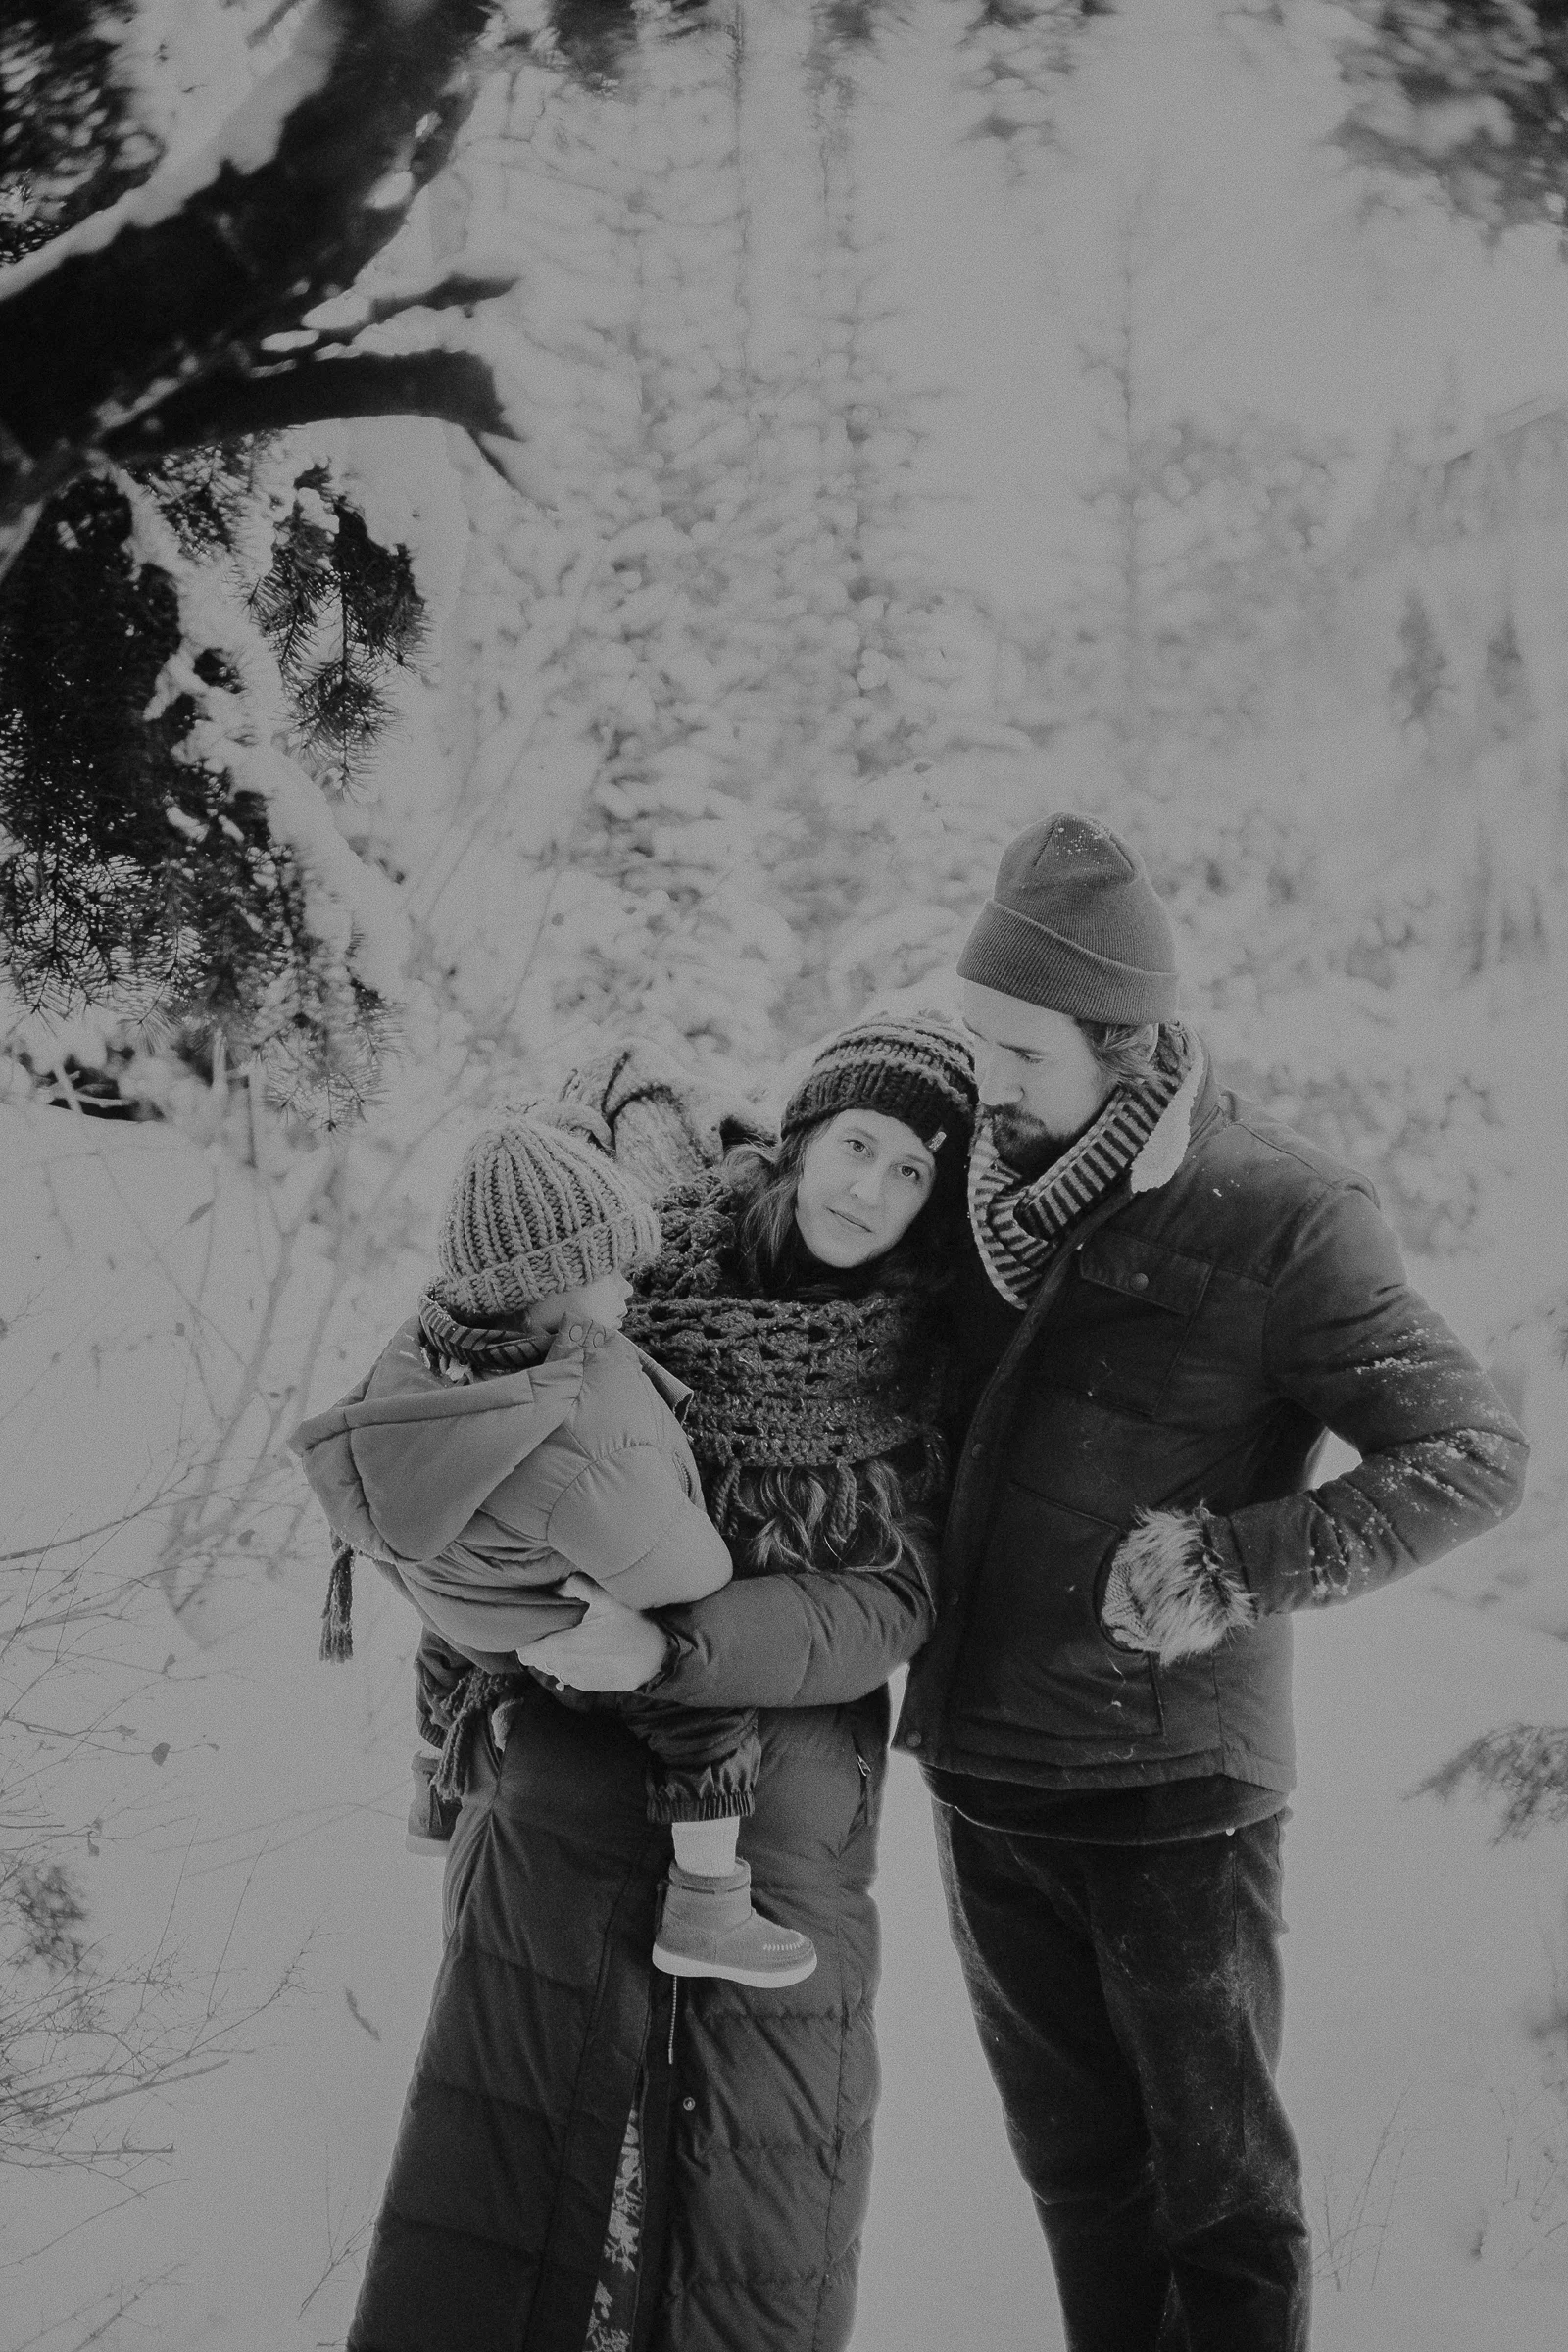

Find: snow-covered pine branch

[0,0,517,578]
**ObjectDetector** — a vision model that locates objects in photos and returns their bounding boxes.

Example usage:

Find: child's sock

[669,1817,741,1882]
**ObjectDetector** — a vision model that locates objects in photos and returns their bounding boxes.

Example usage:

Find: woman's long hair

[702,1117,959,1583]
[712,1447,940,1584]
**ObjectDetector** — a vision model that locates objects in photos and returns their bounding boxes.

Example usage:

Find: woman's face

[793,1109,938,1268]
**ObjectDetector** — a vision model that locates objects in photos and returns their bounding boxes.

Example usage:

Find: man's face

[961,980,1114,1170]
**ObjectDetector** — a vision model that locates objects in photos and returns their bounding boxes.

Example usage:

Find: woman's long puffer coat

[346,1554,934,2352]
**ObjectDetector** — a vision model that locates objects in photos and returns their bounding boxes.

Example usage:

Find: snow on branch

[0,0,510,575]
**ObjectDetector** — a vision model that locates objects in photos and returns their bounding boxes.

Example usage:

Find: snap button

[681,2095,696,2113]
[905,1730,923,1750]
[566,1322,586,1343]
[1130,1272,1149,1291]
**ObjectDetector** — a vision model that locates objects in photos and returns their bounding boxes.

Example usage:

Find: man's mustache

[981,1102,1062,1176]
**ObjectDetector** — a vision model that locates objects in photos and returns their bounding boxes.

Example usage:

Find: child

[289,1107,816,1989]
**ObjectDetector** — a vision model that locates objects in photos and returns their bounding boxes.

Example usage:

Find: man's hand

[1101,1509,1257,1665]
[518,1573,673,1692]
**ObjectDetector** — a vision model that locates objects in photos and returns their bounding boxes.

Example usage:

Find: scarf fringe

[708,1460,742,1541]
[432,1669,517,1804]
[827,1462,858,1551]
[319,1539,355,1663]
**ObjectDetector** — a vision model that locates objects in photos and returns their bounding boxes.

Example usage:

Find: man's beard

[985,1104,1091,1182]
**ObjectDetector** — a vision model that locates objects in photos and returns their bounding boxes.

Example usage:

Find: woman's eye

[843,1135,867,1154]
[900,1163,928,1184]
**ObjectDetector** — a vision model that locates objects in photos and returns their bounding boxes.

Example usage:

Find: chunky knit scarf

[968,1023,1204,1309]
[621,1174,949,1539]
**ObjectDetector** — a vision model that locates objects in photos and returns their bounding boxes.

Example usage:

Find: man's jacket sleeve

[653,1554,935,1710]
[1205,1181,1528,1616]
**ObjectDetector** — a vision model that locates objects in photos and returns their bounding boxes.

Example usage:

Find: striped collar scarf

[968,1023,1202,1308]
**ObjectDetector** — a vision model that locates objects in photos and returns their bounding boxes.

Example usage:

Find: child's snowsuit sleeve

[546,1443,732,1605]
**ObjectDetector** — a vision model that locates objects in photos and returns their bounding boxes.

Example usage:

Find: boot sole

[651,1944,818,1987]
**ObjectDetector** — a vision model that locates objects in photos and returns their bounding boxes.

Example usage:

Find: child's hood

[288,1319,694,1566]
[288,1318,586,1565]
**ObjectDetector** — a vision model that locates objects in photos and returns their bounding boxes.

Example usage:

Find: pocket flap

[1077,1233,1211,1316]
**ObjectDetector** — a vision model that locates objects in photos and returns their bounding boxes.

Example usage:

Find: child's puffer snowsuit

[289,1314,756,1817]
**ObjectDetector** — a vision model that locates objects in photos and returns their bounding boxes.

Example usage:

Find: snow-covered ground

[6,1446,1567,2351]
[6,1,1568,2346]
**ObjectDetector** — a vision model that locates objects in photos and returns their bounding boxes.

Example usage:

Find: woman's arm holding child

[524,1554,934,1708]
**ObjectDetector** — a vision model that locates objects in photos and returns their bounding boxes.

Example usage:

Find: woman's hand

[518,1573,672,1692]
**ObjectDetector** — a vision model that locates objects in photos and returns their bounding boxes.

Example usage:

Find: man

[895,812,1528,2352]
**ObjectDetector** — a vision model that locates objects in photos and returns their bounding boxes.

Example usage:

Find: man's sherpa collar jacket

[898,1056,1528,1793]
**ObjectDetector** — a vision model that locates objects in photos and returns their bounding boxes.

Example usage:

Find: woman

[346,1012,976,2352]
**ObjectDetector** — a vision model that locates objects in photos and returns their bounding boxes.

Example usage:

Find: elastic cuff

[646,1787,756,1825]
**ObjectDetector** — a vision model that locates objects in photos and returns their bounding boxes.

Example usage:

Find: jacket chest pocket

[1036,1234,1213,1419]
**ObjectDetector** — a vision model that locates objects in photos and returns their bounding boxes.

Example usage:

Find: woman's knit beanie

[957,812,1179,1025]
[779,1010,977,1161]
[427,1107,661,1320]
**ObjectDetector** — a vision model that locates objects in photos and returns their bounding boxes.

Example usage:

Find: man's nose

[977,1053,1020,1106]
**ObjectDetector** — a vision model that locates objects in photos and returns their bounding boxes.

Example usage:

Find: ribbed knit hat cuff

[427,1199,660,1317]
[779,1020,976,1152]
[781,1070,969,1148]
[957,899,1180,1025]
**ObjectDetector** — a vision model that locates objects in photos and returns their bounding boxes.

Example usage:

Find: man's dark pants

[933,1802,1312,2351]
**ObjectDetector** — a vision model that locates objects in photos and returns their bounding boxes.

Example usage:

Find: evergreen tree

[0,467,409,1124]
[0,446,422,1123]
[1390,586,1449,727]
[0,0,521,578]
[250,470,426,792]
[0,8,438,1124]
[0,2,153,267]
[1339,1,1568,231]
[1480,608,1533,736]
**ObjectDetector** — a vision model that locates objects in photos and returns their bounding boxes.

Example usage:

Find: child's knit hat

[780,1010,977,1160]
[428,1108,661,1320]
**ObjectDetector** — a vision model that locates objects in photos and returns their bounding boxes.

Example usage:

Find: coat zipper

[939,1187,1137,1740]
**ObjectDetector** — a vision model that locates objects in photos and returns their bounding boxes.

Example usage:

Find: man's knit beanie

[428,1108,662,1320]
[958,813,1179,1025]
[780,1010,977,1160]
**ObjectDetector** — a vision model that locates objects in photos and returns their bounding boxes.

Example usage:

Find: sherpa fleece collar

[1128,1036,1206,1193]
